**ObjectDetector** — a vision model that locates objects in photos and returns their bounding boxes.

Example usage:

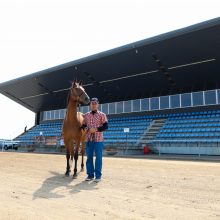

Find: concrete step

[150,125,163,128]
[150,125,164,128]
[149,127,163,130]
[137,118,167,145]
[142,137,154,140]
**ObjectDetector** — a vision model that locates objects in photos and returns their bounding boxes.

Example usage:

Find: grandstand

[1,17,220,155]
[14,108,220,155]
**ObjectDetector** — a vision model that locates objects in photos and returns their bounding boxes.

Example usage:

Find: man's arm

[81,124,87,130]
[89,122,108,133]
[97,113,108,132]
[97,122,108,132]
[81,114,87,130]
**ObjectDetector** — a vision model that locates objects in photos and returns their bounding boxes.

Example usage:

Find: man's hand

[89,127,97,134]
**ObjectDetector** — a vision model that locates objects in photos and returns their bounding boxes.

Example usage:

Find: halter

[77,89,85,103]
[77,89,85,111]
[78,90,85,99]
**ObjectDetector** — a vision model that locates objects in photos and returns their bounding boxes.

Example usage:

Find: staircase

[138,118,166,145]
[14,125,35,140]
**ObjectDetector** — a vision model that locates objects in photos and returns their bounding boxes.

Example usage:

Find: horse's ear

[72,78,77,86]
[73,82,77,87]
[72,78,77,84]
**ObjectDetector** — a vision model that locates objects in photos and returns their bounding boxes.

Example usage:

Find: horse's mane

[66,90,70,106]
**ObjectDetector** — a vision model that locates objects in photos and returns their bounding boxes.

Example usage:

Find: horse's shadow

[33,171,97,200]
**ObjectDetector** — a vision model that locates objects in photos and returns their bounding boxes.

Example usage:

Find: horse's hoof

[65,171,70,176]
[73,174,77,179]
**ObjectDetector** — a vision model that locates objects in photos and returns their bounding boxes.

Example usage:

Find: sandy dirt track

[0,152,220,220]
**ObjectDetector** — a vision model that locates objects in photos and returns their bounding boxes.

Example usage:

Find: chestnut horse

[62,80,90,177]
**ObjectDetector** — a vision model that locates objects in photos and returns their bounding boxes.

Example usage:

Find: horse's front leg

[65,147,70,176]
[69,143,74,172]
[81,142,85,171]
[73,142,80,178]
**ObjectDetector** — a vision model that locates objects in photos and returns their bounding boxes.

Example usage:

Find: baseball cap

[90,97,99,103]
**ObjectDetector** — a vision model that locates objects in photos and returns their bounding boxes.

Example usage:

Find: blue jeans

[86,142,104,179]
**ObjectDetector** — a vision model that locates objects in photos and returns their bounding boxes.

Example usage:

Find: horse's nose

[85,97,90,103]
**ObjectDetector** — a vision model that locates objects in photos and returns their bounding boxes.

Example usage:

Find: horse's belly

[63,131,82,143]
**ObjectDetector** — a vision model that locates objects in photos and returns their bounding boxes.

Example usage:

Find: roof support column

[35,112,40,125]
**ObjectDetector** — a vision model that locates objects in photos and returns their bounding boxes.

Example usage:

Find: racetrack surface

[0,152,220,220]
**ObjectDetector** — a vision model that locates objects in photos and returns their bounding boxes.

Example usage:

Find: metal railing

[150,139,220,156]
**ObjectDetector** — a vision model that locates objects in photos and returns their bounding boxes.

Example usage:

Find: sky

[0,0,219,139]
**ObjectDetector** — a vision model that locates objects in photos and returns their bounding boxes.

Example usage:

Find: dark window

[193,92,203,106]
[51,111,55,120]
[43,111,47,120]
[124,100,131,113]
[47,111,51,120]
[160,96,169,109]
[81,106,88,114]
[141,98,149,111]
[102,104,108,114]
[218,90,220,104]
[204,90,216,105]
[55,110,59,119]
[133,99,140,112]
[60,109,65,119]
[170,95,180,108]
[181,93,191,107]
[109,103,115,114]
[151,97,159,110]
[116,102,123,113]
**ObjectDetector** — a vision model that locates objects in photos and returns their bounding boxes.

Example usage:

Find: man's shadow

[33,171,98,200]
[69,178,99,195]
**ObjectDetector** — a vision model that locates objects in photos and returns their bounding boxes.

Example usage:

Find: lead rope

[78,103,82,151]
[78,103,81,112]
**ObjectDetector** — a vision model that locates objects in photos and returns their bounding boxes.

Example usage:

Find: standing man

[81,98,108,182]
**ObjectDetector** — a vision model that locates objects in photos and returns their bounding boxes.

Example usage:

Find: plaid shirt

[83,110,108,142]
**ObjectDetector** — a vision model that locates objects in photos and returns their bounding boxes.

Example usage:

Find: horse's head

[70,80,90,105]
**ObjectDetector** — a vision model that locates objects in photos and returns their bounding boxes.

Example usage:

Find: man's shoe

[85,176,94,181]
[94,178,101,183]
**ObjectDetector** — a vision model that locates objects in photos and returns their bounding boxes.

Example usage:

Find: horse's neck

[66,99,78,122]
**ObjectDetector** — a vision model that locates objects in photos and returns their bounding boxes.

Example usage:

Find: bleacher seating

[16,109,220,147]
[16,115,153,145]
[156,110,220,143]
[16,122,62,142]
[104,116,152,144]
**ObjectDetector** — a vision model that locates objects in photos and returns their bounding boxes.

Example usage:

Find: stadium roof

[0,17,220,113]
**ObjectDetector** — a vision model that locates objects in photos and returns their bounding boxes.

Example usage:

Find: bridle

[75,88,86,112]
[77,89,85,99]
[76,89,85,103]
